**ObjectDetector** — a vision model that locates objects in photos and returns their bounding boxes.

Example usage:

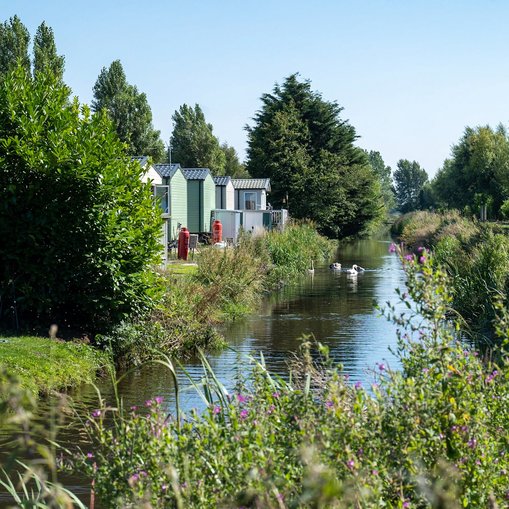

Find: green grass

[165,262,199,276]
[0,336,111,395]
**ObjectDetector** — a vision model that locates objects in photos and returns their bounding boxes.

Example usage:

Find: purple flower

[130,405,137,412]
[129,473,139,484]
[354,381,362,390]
[237,394,248,404]
[372,469,378,476]
[403,502,410,508]
[213,405,221,414]
[145,399,153,407]
[404,254,413,262]
[325,400,334,408]
[419,256,426,264]
[388,243,397,253]
[467,438,477,449]
[272,391,280,399]
[154,396,163,405]
[86,452,93,459]
[417,246,425,252]
[240,409,248,420]
[346,459,355,470]
[378,363,386,372]
[91,409,101,418]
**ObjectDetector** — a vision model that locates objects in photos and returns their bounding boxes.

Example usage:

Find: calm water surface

[0,235,406,504]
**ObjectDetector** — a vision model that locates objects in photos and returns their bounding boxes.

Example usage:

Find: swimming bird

[308,260,315,274]
[329,262,342,270]
[346,264,365,274]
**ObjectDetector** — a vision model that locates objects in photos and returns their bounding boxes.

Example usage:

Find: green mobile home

[181,168,216,234]
[155,163,188,240]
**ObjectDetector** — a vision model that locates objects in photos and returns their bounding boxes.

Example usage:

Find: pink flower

[419,256,426,264]
[154,396,163,405]
[145,399,153,407]
[240,409,249,420]
[91,409,101,418]
[237,394,248,404]
[213,405,221,414]
[86,452,93,459]
[346,459,355,470]
[378,363,386,372]
[404,254,413,262]
[354,381,362,390]
[388,243,397,253]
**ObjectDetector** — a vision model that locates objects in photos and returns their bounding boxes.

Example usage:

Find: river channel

[1,234,407,504]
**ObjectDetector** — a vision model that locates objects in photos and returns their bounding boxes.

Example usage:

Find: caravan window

[244,191,256,210]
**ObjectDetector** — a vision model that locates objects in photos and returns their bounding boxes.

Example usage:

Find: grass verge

[0,336,111,395]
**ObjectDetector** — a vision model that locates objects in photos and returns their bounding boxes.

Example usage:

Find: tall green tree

[393,159,428,213]
[33,21,65,81]
[92,60,165,162]
[0,16,30,77]
[170,104,226,174]
[432,125,509,218]
[246,74,384,238]
[366,150,395,211]
[221,142,249,178]
[0,65,162,331]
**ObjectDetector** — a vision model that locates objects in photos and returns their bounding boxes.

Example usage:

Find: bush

[0,66,162,332]
[73,252,509,507]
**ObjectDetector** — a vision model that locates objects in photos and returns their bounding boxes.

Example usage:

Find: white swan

[329,262,342,270]
[308,260,315,274]
[346,264,365,275]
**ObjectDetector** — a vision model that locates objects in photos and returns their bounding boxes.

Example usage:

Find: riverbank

[0,335,111,394]
[392,210,509,336]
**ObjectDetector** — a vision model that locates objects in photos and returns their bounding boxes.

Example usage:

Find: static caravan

[213,176,235,210]
[242,210,272,235]
[155,163,188,241]
[231,178,271,211]
[182,168,216,234]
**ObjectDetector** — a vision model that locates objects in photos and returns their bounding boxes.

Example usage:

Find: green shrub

[0,66,162,332]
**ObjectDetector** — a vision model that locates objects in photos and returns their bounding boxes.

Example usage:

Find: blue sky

[5,0,509,176]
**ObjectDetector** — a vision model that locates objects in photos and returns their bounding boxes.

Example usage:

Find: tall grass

[71,251,509,508]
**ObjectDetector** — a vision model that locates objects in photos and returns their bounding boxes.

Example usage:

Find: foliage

[73,250,509,507]
[33,22,65,82]
[366,149,395,211]
[92,60,165,162]
[431,125,509,218]
[393,159,428,213]
[221,142,249,178]
[0,335,110,395]
[0,16,30,77]
[246,74,384,239]
[0,66,163,332]
[170,103,226,175]
[393,210,509,334]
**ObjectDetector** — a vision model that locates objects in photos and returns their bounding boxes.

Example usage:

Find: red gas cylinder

[212,220,223,244]
[177,227,190,260]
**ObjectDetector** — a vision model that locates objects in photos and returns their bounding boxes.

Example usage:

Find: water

[0,235,406,504]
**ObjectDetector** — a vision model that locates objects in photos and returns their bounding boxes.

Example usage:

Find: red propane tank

[212,219,223,244]
[178,227,190,260]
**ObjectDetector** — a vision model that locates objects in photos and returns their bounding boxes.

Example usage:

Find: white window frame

[243,191,257,210]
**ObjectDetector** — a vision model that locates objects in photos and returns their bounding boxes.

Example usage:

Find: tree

[366,150,395,211]
[393,159,428,213]
[92,60,165,162]
[0,66,162,331]
[221,142,249,178]
[170,104,226,174]
[33,21,65,81]
[431,125,509,218]
[246,74,384,238]
[0,16,30,77]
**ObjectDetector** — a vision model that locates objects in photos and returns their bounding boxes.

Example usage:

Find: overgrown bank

[393,210,509,336]
[99,223,335,367]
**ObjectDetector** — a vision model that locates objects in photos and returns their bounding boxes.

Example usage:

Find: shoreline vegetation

[5,249,509,507]
[392,210,509,338]
[0,223,334,393]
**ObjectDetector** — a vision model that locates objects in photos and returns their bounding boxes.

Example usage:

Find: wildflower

[403,502,410,508]
[267,404,275,415]
[377,363,386,372]
[422,368,429,374]
[86,452,93,459]
[354,381,362,390]
[130,405,137,412]
[240,409,248,420]
[404,254,413,262]
[272,391,280,399]
[417,246,425,252]
[91,409,101,418]
[419,256,426,264]
[346,459,355,470]
[467,438,477,449]
[145,399,153,407]
[154,396,163,405]
[325,400,334,409]
[372,469,378,476]
[128,473,140,486]
[237,394,248,404]
[213,405,221,415]
[388,243,397,253]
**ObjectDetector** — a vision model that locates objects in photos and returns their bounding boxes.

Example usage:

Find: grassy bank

[67,252,509,508]
[0,335,111,395]
[392,210,509,335]
[98,223,335,367]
